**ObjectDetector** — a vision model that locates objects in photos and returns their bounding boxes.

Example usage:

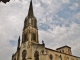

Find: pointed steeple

[28,0,34,18]
[17,36,20,51]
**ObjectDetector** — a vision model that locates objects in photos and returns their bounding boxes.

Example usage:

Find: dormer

[56,45,72,55]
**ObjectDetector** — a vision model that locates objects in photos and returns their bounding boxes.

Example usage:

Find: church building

[12,0,80,60]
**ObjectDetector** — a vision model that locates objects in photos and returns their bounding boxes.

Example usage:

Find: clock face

[22,50,27,58]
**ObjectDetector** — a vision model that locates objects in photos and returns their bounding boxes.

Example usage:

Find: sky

[0,0,80,60]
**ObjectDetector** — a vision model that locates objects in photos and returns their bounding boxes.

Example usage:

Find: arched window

[24,34,28,42]
[31,20,34,26]
[34,51,39,60]
[59,55,62,60]
[29,18,31,24]
[32,33,36,42]
[49,54,53,60]
[24,34,26,40]
[22,50,27,60]
[62,50,64,52]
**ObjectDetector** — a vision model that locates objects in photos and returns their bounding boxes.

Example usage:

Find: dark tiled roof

[45,47,80,58]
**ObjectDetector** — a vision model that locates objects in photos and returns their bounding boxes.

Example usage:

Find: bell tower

[22,0,39,44]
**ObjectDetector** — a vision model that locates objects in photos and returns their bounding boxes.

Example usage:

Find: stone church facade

[12,0,80,60]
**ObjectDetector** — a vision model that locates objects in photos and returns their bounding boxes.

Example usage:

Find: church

[12,0,80,60]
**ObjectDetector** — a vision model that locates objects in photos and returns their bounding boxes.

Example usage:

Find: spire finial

[17,36,20,51]
[18,36,20,41]
[28,0,34,17]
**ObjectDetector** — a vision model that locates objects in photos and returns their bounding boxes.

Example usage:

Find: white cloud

[69,2,79,10]
[39,23,80,56]
[75,12,80,20]
[41,0,52,4]
[61,0,70,4]
[0,0,80,60]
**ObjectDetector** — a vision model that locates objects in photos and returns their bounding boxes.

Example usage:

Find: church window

[31,19,33,25]
[33,20,34,26]
[34,51,39,60]
[32,33,36,42]
[24,34,28,42]
[22,50,27,59]
[59,55,62,60]
[24,34,26,40]
[62,50,64,52]
[49,54,53,60]
[29,18,31,23]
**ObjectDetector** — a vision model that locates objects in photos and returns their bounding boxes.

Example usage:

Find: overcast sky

[0,0,80,60]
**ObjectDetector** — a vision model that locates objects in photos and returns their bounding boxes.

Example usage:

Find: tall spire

[28,0,34,18]
[17,36,20,51]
